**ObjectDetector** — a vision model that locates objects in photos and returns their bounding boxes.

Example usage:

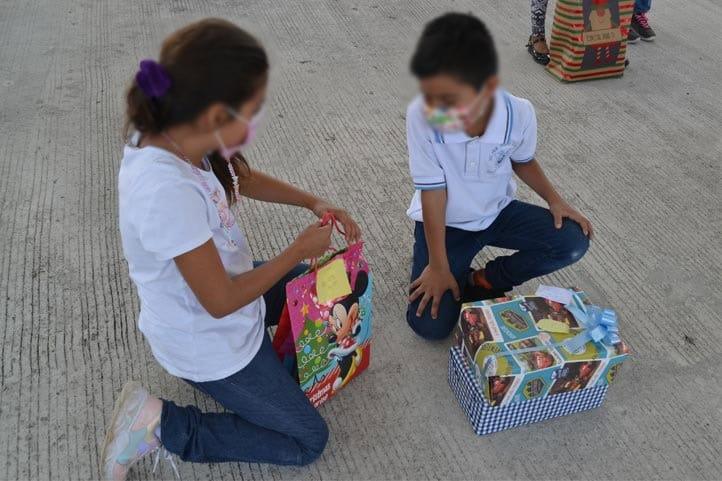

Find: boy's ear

[480,75,499,96]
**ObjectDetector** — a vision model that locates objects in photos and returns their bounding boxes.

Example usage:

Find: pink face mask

[214,106,265,160]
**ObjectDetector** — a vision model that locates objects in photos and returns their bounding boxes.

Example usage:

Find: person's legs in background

[632,0,656,41]
[528,0,551,65]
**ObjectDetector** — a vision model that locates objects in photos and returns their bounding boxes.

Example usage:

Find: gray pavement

[1,0,721,480]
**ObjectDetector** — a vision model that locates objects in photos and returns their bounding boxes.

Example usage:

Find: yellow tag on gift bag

[316,259,351,304]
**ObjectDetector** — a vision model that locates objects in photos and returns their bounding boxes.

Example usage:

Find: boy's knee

[556,222,589,265]
[298,415,329,465]
[406,306,456,340]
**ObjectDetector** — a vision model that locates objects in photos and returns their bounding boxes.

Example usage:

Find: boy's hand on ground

[311,200,362,244]
[409,265,460,320]
[291,222,333,260]
[549,200,594,239]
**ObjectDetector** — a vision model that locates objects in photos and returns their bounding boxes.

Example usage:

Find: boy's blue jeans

[635,0,651,14]
[407,200,589,340]
[159,263,329,465]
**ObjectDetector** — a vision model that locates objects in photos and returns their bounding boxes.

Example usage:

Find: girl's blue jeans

[406,200,589,340]
[159,263,329,465]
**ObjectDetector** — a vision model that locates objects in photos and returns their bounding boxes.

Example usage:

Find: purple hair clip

[135,59,172,98]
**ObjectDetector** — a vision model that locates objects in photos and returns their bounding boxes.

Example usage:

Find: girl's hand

[549,200,594,239]
[290,222,333,260]
[311,200,362,244]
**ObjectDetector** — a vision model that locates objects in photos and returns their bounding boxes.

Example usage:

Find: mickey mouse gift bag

[283,241,372,407]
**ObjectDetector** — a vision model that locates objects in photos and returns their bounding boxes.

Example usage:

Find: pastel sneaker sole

[99,381,147,480]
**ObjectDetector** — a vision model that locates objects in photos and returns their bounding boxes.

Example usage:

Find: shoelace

[152,447,181,480]
[634,12,650,29]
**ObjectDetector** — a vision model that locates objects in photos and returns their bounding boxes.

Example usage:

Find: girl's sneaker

[631,13,656,41]
[100,381,177,480]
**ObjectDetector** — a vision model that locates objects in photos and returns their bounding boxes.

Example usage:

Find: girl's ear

[197,102,232,133]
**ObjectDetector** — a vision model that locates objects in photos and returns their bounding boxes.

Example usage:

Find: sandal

[527,35,550,65]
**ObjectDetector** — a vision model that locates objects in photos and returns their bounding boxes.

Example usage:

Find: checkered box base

[448,346,608,435]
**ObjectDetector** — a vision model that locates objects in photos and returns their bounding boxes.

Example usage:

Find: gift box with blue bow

[452,286,630,408]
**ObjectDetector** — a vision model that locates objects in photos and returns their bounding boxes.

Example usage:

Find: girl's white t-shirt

[118,143,265,382]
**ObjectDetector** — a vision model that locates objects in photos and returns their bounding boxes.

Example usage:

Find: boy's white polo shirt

[406,89,537,231]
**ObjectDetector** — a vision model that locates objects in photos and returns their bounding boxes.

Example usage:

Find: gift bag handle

[310,212,347,271]
[320,211,346,236]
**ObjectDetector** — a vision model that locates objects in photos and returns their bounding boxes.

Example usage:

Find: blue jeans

[635,0,651,14]
[159,263,329,465]
[406,200,589,340]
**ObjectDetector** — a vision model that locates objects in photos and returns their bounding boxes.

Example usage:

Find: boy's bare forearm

[512,159,562,204]
[420,189,449,269]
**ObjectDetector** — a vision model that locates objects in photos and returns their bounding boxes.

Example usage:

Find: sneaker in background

[627,27,640,44]
[631,12,656,41]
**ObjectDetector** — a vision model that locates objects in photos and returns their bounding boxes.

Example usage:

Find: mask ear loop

[463,86,491,125]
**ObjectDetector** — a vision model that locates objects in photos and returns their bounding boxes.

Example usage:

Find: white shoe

[100,381,174,480]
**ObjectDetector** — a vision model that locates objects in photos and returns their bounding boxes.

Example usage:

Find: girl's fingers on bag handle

[292,222,332,260]
[344,218,362,244]
[314,223,333,256]
[321,210,362,245]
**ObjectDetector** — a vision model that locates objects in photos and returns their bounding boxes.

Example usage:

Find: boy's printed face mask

[214,106,265,160]
[423,87,490,134]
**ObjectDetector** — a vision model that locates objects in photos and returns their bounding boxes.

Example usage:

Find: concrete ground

[1,0,720,479]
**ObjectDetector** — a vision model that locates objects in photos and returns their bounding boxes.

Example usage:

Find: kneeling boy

[406,13,593,340]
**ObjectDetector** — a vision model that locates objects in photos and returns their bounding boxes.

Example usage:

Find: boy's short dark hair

[410,12,498,89]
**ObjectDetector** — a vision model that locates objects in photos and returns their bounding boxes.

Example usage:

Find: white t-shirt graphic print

[118,144,265,382]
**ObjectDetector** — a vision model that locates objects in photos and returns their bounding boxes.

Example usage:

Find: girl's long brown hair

[125,18,268,203]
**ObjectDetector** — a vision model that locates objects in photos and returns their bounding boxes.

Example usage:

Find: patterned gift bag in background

[547,0,634,81]
[284,242,372,407]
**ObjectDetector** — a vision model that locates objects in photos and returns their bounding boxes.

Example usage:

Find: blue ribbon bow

[563,302,621,354]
